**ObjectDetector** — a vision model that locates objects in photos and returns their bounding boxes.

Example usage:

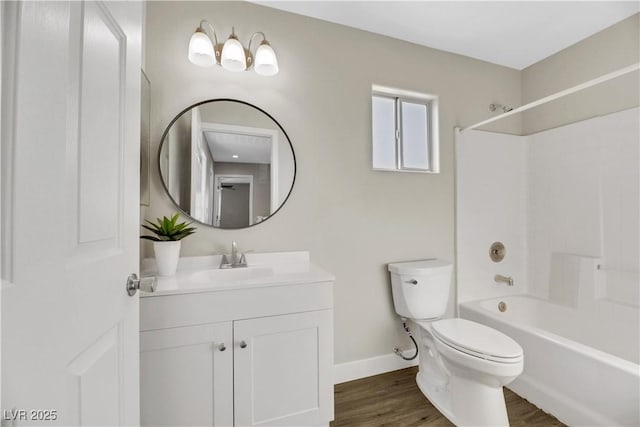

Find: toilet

[388,260,523,427]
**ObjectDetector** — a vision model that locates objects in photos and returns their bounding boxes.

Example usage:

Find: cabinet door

[234,310,334,426]
[140,322,233,426]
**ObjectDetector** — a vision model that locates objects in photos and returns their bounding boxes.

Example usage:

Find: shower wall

[456,107,640,307]
[527,108,639,306]
[456,130,527,303]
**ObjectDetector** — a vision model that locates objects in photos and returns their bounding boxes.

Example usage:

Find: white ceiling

[253,1,639,70]
[204,131,272,164]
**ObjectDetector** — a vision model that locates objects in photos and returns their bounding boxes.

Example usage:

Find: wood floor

[331,367,565,426]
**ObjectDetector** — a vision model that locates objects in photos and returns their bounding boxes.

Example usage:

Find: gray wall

[214,162,271,222]
[219,183,251,229]
[144,1,521,364]
[522,13,639,134]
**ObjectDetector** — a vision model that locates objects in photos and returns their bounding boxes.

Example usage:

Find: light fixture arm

[199,19,226,64]
[199,19,219,46]
[247,32,267,54]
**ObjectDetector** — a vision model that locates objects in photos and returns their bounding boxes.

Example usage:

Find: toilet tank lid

[388,259,452,275]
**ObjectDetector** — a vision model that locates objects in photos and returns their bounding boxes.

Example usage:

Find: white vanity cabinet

[139,255,334,427]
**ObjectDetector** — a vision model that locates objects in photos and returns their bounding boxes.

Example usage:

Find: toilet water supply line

[394,319,419,361]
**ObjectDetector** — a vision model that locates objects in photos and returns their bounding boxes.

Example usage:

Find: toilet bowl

[388,260,524,426]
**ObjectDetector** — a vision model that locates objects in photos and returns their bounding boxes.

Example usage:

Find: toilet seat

[432,318,523,364]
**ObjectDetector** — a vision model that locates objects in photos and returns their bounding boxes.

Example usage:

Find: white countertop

[140,251,334,297]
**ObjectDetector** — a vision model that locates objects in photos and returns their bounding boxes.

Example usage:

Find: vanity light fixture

[232,155,239,159]
[188,20,279,76]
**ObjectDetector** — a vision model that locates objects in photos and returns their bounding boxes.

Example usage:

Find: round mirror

[158,99,296,229]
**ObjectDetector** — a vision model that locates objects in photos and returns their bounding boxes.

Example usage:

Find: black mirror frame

[157,98,297,230]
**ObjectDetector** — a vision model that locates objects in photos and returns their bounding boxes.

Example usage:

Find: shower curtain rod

[461,62,640,132]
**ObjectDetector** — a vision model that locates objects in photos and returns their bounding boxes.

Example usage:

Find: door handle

[126,273,157,296]
[239,340,248,349]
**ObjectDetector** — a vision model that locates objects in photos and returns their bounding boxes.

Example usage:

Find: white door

[1,1,142,425]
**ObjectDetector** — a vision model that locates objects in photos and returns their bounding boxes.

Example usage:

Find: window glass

[400,100,430,170]
[372,95,397,170]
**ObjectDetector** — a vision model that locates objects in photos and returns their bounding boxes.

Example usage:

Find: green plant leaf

[170,213,179,229]
[141,224,159,234]
[140,235,160,241]
[141,213,196,241]
[144,219,159,228]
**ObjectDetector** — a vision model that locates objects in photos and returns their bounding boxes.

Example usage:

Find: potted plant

[141,213,196,276]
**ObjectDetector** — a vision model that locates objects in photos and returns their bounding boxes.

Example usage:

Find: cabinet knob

[239,340,247,349]
[218,343,226,352]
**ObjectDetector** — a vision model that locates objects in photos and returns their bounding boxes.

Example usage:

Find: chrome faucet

[231,241,238,265]
[494,274,514,286]
[220,241,247,269]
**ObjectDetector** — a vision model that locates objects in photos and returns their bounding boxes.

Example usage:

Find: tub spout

[495,274,514,286]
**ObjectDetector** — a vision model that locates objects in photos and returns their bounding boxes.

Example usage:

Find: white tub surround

[139,251,335,427]
[461,296,639,427]
[456,107,640,426]
[457,107,639,305]
[526,108,639,304]
[455,129,527,303]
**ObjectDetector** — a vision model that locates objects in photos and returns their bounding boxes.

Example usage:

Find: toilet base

[416,371,456,424]
[450,374,510,426]
[417,370,510,427]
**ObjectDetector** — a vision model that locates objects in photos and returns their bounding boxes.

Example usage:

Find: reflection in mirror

[159,100,295,229]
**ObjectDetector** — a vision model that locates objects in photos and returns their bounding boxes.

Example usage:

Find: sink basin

[188,267,274,285]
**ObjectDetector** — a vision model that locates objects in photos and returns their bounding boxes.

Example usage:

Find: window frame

[371,86,440,174]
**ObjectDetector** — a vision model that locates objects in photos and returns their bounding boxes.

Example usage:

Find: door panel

[234,310,333,426]
[140,322,233,427]
[76,0,124,246]
[67,326,120,426]
[1,1,142,424]
[67,0,125,265]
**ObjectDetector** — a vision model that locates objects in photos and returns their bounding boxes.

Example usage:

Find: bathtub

[460,295,640,426]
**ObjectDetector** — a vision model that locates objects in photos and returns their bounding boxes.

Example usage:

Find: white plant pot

[153,241,181,276]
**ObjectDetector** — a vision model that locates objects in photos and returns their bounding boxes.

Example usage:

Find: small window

[371,87,439,173]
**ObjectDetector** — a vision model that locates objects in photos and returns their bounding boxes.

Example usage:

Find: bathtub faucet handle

[494,274,514,286]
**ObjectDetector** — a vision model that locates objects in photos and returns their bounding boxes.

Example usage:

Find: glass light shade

[220,37,247,72]
[254,42,279,76]
[188,30,216,67]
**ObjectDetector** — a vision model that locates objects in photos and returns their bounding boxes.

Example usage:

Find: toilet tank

[388,259,453,320]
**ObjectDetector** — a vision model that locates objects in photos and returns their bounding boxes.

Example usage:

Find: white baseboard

[334,349,419,384]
